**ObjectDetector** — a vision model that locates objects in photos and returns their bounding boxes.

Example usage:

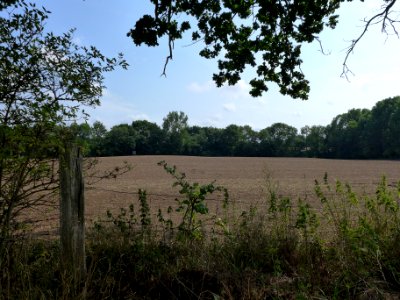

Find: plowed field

[30,156,400,236]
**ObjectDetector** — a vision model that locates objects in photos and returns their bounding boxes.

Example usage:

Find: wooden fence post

[59,143,86,281]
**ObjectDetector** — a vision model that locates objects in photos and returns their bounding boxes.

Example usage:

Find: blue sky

[38,0,400,130]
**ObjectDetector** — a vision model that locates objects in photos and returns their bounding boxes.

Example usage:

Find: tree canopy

[129,0,399,100]
[77,96,400,159]
[0,1,126,250]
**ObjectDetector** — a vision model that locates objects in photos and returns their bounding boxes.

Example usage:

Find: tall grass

[1,164,400,299]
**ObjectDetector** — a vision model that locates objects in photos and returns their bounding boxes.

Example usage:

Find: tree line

[74,96,400,159]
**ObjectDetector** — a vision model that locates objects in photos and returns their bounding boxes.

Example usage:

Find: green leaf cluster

[128,0,345,99]
[158,160,228,239]
[0,2,126,255]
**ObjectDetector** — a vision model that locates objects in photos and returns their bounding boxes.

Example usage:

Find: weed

[158,160,228,240]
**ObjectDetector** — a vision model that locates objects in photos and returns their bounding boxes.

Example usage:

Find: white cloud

[220,80,251,100]
[211,114,222,122]
[352,70,400,91]
[254,97,267,105]
[221,80,267,105]
[101,95,136,113]
[186,81,213,93]
[187,79,250,97]
[345,68,400,108]
[187,79,269,105]
[88,89,141,128]
[291,111,302,118]
[223,102,237,112]
[131,113,150,121]
[326,100,335,106]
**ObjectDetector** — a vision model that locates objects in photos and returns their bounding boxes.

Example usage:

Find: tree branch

[342,0,398,80]
[314,36,331,55]
[161,36,173,77]
[161,1,173,77]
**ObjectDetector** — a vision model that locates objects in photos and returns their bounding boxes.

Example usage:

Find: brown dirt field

[28,156,400,236]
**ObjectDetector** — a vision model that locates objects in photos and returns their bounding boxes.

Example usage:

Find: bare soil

[27,156,400,236]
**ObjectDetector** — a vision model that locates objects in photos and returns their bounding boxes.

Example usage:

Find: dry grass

[25,155,400,236]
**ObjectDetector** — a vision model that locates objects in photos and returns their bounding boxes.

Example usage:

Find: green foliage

[158,160,228,239]
[325,108,371,158]
[88,121,108,156]
[162,111,189,155]
[301,125,327,157]
[130,1,398,100]
[0,0,19,10]
[77,96,400,159]
[157,206,174,242]
[139,189,151,229]
[95,189,152,240]
[315,174,400,293]
[0,1,126,265]
[366,96,400,158]
[128,0,346,99]
[131,120,163,155]
[104,204,137,236]
[102,124,136,156]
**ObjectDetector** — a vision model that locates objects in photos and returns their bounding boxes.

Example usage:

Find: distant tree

[235,125,259,157]
[385,104,400,158]
[364,96,400,158]
[301,125,328,157]
[201,127,224,156]
[162,111,189,154]
[218,125,243,156]
[185,126,208,155]
[76,96,400,159]
[70,123,92,154]
[300,125,311,155]
[265,123,298,156]
[326,108,371,158]
[258,128,274,157]
[131,120,163,154]
[162,111,189,133]
[129,1,398,99]
[103,124,136,156]
[89,121,108,156]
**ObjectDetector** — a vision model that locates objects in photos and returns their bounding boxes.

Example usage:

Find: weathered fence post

[59,143,86,281]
